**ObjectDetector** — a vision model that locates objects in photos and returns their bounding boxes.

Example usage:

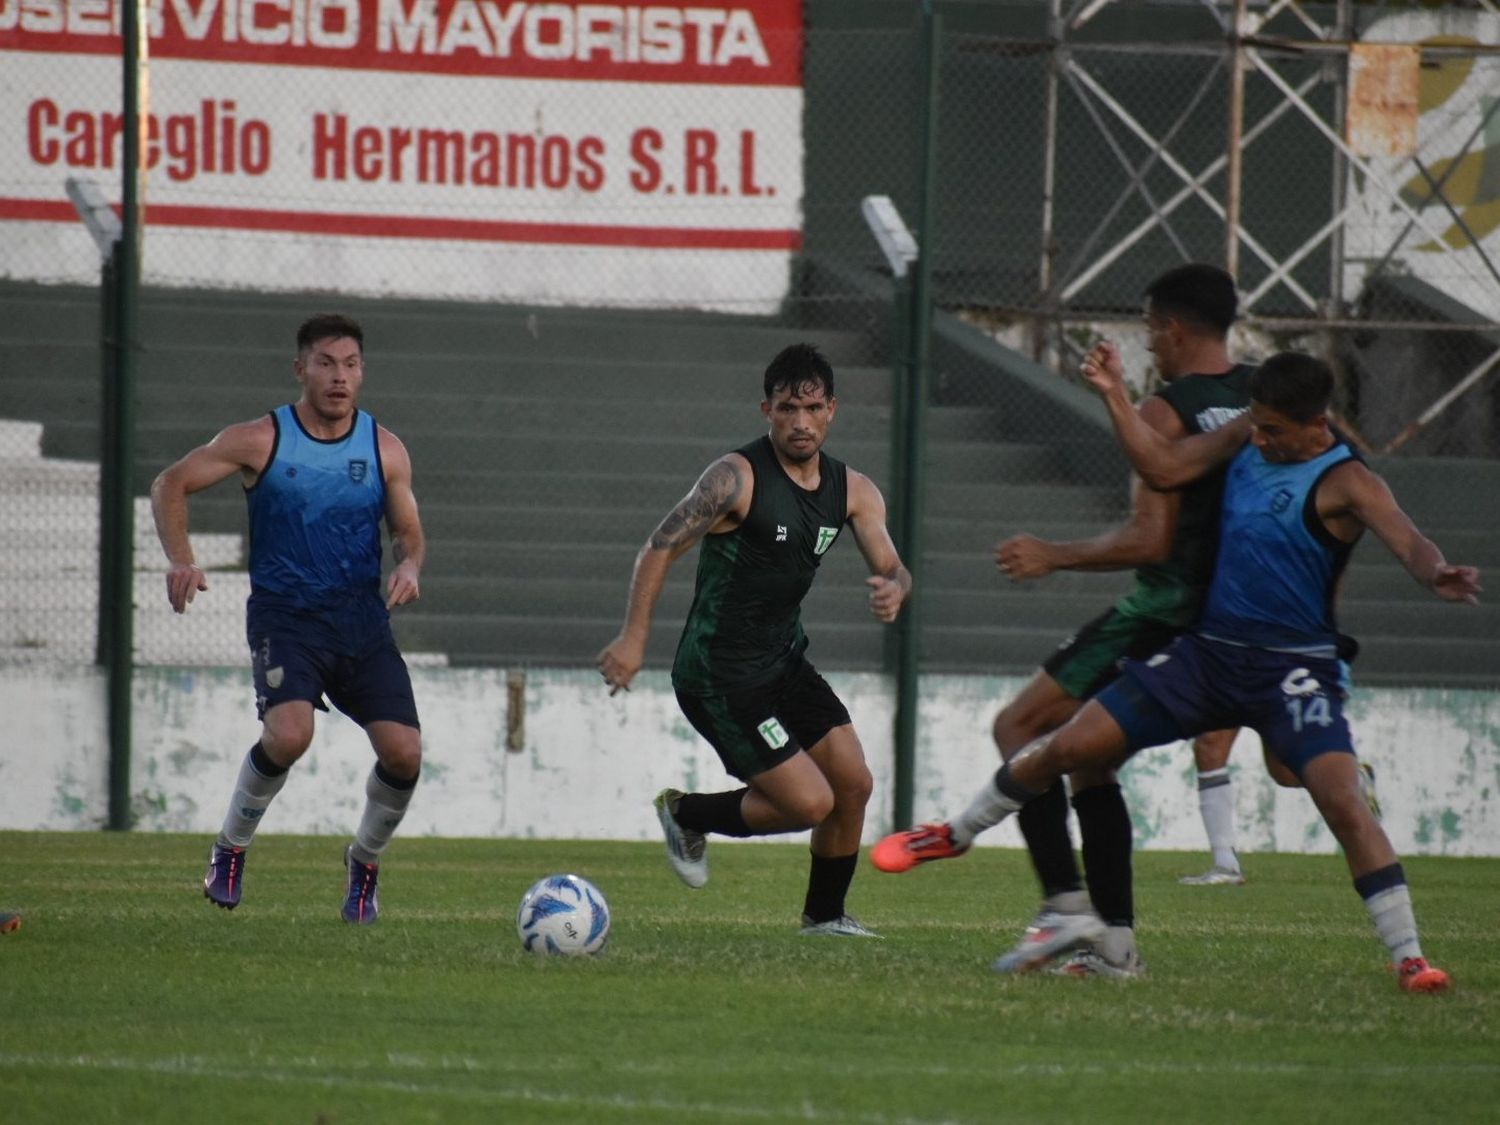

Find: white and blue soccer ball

[516,874,610,957]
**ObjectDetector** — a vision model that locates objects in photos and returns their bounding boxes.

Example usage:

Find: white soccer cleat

[1178,865,1246,886]
[1050,947,1147,979]
[799,913,881,938]
[991,906,1105,973]
[1050,924,1146,978]
[653,788,708,888]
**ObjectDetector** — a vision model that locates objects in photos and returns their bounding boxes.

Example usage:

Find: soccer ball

[516,874,610,957]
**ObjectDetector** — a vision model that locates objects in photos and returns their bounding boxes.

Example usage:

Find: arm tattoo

[650,461,742,551]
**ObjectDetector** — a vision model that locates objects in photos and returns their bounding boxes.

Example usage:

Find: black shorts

[674,657,851,781]
[250,628,420,730]
[1041,606,1183,702]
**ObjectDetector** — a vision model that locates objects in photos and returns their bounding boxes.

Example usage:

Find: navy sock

[1353,862,1405,899]
[248,740,288,778]
[374,760,419,791]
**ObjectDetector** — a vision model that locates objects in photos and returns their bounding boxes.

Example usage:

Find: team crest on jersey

[348,459,368,483]
[1270,488,1293,514]
[813,526,840,556]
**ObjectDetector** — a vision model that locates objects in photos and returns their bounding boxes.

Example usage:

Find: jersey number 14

[1285,695,1333,732]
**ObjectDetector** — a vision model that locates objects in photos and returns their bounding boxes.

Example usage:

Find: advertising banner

[0,0,805,309]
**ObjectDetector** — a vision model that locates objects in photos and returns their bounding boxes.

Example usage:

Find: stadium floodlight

[861,194,918,279]
[66,177,122,261]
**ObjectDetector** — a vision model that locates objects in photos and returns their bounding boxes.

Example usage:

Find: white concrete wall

[4,665,1497,857]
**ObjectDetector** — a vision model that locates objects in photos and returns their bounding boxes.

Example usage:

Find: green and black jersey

[672,436,849,694]
[1117,363,1254,627]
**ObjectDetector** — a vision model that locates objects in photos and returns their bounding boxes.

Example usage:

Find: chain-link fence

[2,0,1497,683]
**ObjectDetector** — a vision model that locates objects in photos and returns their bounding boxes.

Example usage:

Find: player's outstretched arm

[379,427,426,610]
[149,418,272,614]
[998,477,1176,580]
[597,455,749,694]
[1080,341,1249,490]
[1332,462,1482,605]
[846,470,911,623]
[995,395,1183,580]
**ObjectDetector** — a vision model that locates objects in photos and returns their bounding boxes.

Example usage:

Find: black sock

[674,789,754,837]
[1073,783,1133,927]
[803,851,858,922]
[248,740,289,778]
[1018,781,1083,898]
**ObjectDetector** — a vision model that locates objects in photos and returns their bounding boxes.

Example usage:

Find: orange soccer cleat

[1396,956,1451,994]
[870,822,970,874]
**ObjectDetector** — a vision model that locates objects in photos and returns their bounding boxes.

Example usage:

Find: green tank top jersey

[672,436,850,694]
[1116,363,1254,626]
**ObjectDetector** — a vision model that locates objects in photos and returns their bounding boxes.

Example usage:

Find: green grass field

[1,832,1495,1124]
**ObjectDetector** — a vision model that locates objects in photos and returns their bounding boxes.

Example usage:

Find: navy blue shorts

[674,657,852,781]
[1094,633,1352,776]
[250,628,420,730]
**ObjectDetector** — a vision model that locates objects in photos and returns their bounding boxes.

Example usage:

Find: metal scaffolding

[1025,0,1500,453]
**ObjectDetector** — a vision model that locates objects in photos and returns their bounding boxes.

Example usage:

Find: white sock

[351,767,418,865]
[1096,924,1136,965]
[950,770,1027,848]
[218,749,290,848]
[1196,768,1239,871]
[1362,883,1423,964]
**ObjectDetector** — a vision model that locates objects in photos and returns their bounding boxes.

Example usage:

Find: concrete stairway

[3,279,1495,687]
[0,417,246,665]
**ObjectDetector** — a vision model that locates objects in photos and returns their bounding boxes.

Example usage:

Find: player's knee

[993,708,1028,760]
[834,762,874,810]
[377,736,422,781]
[782,784,835,828]
[1045,734,1091,775]
[261,721,313,763]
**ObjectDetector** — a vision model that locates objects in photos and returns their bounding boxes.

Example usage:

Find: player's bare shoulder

[1316,453,1398,525]
[1136,393,1186,438]
[201,415,277,480]
[222,413,276,449]
[650,453,751,552]
[845,467,888,519]
[376,423,414,479]
[697,452,752,520]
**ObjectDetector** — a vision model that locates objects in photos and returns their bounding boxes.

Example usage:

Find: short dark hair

[297,313,363,354]
[1143,264,1238,335]
[764,343,834,401]
[1250,352,1334,423]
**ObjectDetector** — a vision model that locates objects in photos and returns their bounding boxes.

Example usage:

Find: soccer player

[597,343,911,936]
[150,313,426,926]
[874,264,1253,976]
[886,349,1477,992]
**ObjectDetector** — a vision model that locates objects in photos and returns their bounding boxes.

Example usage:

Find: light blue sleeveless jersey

[1196,440,1357,656]
[247,405,385,607]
